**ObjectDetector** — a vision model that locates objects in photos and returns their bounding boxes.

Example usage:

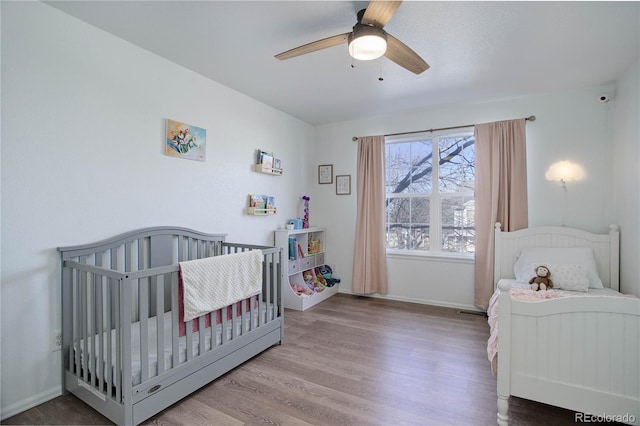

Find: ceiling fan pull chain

[378,59,384,81]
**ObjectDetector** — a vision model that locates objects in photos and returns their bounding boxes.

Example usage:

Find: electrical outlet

[51,330,62,352]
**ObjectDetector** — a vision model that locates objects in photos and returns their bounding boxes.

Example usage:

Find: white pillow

[538,263,589,292]
[513,247,603,288]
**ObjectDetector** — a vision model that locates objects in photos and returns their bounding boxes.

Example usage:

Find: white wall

[0,2,314,417]
[2,1,637,419]
[312,85,619,309]
[613,59,640,296]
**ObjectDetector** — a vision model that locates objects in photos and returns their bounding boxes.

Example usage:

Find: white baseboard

[1,386,62,421]
[337,289,484,313]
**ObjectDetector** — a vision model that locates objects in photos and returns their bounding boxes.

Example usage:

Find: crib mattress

[76,302,273,386]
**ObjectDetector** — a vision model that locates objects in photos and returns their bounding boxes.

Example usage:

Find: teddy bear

[529,265,554,291]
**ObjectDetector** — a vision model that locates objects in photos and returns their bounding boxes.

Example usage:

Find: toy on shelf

[301,195,310,229]
[308,234,321,254]
[317,265,341,287]
[314,268,328,287]
[303,270,325,292]
[291,283,312,297]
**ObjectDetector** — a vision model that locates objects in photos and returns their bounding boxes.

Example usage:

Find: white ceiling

[46,1,639,125]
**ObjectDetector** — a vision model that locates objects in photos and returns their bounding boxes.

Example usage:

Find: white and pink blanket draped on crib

[179,249,263,323]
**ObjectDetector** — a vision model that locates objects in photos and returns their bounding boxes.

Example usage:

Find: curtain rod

[352,115,536,141]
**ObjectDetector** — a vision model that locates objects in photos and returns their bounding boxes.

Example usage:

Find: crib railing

[60,230,282,409]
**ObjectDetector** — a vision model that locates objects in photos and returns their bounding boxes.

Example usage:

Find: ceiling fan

[275,1,429,75]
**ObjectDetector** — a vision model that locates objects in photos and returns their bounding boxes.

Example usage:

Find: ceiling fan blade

[384,33,429,74]
[275,33,350,60]
[361,1,402,28]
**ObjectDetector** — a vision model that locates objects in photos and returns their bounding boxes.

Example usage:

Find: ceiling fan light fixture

[348,24,387,60]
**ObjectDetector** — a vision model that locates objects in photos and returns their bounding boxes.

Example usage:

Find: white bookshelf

[274,226,338,310]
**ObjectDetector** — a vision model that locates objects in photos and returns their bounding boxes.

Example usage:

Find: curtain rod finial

[527,115,536,122]
[352,136,358,141]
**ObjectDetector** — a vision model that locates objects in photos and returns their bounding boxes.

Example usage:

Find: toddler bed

[489,223,639,426]
[58,226,283,425]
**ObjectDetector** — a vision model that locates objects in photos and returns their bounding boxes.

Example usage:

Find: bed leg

[497,394,509,426]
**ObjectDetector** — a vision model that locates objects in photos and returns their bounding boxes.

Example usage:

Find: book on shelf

[248,194,275,210]
[257,150,274,169]
[288,237,297,260]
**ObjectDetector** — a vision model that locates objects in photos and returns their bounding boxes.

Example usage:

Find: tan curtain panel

[474,119,528,309]
[352,135,388,295]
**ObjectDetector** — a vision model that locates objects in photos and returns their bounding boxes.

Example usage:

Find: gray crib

[58,226,283,425]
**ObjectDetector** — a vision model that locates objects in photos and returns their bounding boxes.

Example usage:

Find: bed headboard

[58,226,228,266]
[493,223,620,291]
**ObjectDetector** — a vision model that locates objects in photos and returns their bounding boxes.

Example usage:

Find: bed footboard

[496,281,640,426]
[59,227,283,425]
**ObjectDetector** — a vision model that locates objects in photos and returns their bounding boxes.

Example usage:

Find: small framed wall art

[336,174,351,195]
[318,164,333,184]
[165,119,206,161]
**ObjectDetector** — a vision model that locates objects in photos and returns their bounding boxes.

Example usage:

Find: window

[385,131,475,255]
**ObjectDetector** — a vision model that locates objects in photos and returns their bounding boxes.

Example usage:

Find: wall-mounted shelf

[253,164,283,176]
[246,207,277,215]
[247,194,276,215]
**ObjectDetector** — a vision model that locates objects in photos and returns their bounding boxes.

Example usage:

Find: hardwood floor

[3,294,605,425]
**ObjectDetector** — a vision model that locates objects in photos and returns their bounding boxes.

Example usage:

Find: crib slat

[249,294,255,333]
[93,272,100,389]
[270,252,277,320]
[276,252,282,320]
[106,277,114,400]
[89,272,97,389]
[262,258,269,327]
[234,248,241,336]
[240,292,246,335]
[178,236,185,262]
[139,276,149,383]
[156,275,165,375]
[186,320,193,361]
[114,282,122,404]
[277,252,282,319]
[208,310,215,349]
[95,256,104,393]
[198,240,204,258]
[266,253,272,322]
[189,237,195,260]
[171,272,180,367]
[81,265,89,383]
[198,316,206,354]
[73,268,80,378]
[120,276,133,408]
[213,309,220,348]
[221,307,228,345]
